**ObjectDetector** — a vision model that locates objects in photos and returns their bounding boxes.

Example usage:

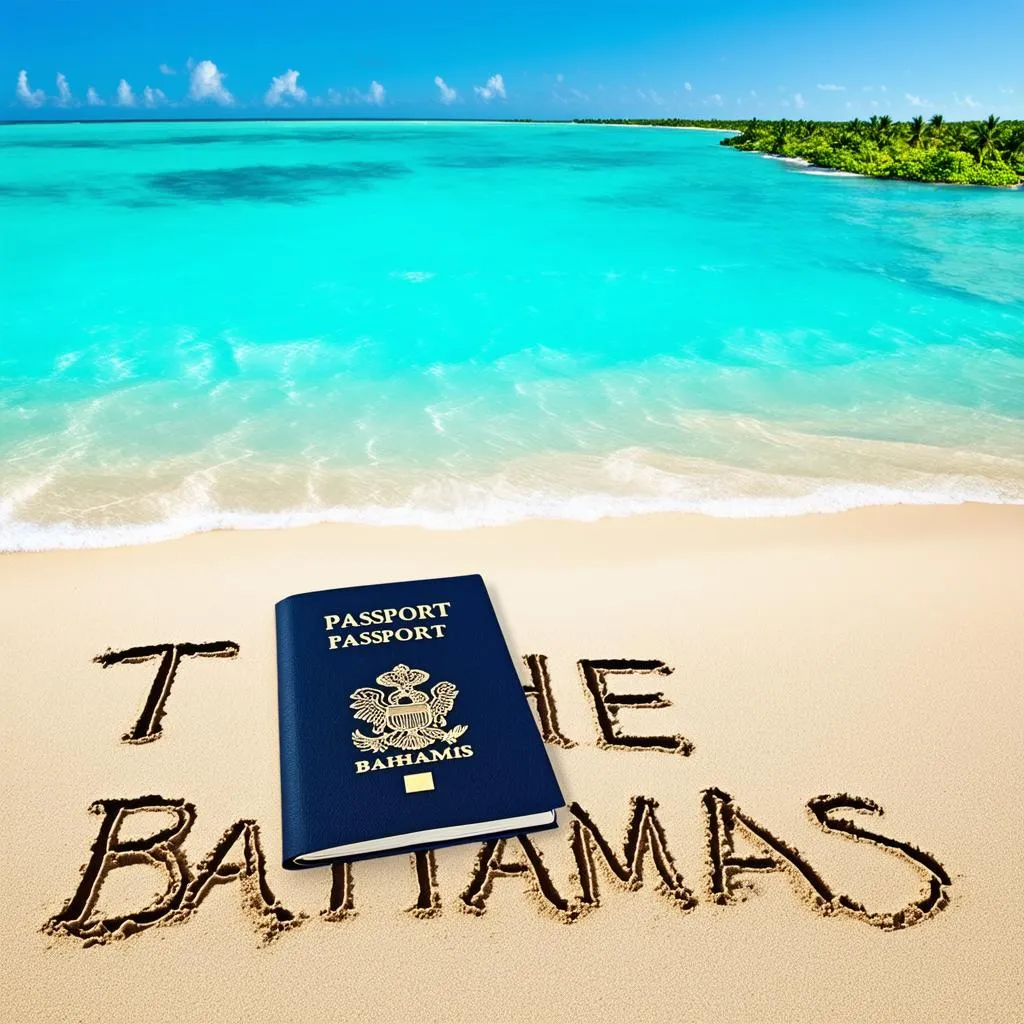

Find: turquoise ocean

[2,120,1023,550]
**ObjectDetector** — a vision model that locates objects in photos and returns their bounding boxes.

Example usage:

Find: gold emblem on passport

[350,663,468,754]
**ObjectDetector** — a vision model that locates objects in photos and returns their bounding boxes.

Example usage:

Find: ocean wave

[801,168,864,178]
[4,354,1024,550]
[3,455,1023,552]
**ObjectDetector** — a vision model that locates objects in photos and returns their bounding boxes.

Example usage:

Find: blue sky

[3,0,1022,120]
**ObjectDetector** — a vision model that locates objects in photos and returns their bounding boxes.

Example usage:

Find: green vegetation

[722,115,1024,187]
[574,116,1024,187]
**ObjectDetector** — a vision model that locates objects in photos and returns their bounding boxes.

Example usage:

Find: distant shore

[588,123,739,133]
[722,116,1023,187]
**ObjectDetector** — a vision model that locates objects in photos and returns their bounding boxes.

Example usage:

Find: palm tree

[1004,127,1024,165]
[772,119,790,150]
[909,116,926,148]
[971,114,1002,165]
[878,114,893,142]
[868,114,881,141]
[927,114,944,148]
[946,121,968,151]
[839,118,861,146]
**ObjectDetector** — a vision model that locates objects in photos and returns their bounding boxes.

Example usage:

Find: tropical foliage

[574,116,1024,187]
[721,115,1024,187]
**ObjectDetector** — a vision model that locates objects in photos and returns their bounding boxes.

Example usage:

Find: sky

[2,0,1022,121]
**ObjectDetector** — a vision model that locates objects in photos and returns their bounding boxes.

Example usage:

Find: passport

[275,574,565,868]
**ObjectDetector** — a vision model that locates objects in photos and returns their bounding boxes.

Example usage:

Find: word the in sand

[524,655,695,755]
[324,601,452,651]
[45,788,951,948]
[93,641,239,744]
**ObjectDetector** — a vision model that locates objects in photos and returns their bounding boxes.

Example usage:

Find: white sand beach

[2,503,1022,1022]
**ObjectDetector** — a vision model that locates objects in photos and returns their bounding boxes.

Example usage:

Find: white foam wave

[3,478,1022,553]
[801,169,863,178]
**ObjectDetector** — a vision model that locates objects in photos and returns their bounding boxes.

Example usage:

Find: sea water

[1,120,1023,550]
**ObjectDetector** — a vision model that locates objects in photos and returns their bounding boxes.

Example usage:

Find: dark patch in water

[0,182,73,201]
[428,145,679,171]
[0,138,120,150]
[139,161,410,203]
[119,197,172,208]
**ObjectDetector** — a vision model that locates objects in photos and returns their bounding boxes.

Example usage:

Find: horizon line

[0,113,1011,128]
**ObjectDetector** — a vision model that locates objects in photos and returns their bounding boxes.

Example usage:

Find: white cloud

[684,81,693,91]
[473,73,506,101]
[705,93,723,105]
[360,80,386,105]
[794,92,806,109]
[265,68,307,107]
[315,82,386,107]
[86,86,104,107]
[637,88,665,105]
[954,92,980,109]
[434,75,457,104]
[189,59,233,105]
[749,89,757,99]
[55,72,73,106]
[817,83,845,92]
[905,93,927,107]
[1001,88,1015,95]
[555,73,564,83]
[159,63,176,76]
[16,70,44,108]
[880,85,887,93]
[143,86,167,108]
[116,79,135,107]
[552,82,589,103]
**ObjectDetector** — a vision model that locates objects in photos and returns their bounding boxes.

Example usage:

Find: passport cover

[275,574,565,868]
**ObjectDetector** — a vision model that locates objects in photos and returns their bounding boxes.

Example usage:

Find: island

[573,116,1024,187]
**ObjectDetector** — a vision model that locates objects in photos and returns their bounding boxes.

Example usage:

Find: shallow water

[2,120,1023,549]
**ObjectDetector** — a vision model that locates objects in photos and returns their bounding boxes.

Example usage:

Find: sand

[2,504,1022,1022]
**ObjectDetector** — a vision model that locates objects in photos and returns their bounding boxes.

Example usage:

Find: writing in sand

[43,643,951,947]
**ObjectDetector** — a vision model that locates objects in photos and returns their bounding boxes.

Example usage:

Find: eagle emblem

[350,663,467,754]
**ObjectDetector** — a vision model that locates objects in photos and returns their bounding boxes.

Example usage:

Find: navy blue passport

[275,574,565,868]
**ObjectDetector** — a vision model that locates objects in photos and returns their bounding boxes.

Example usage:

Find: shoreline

[733,140,1024,190]
[758,149,1022,189]
[3,501,1022,568]
[4,491,1024,554]
[4,498,1019,562]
